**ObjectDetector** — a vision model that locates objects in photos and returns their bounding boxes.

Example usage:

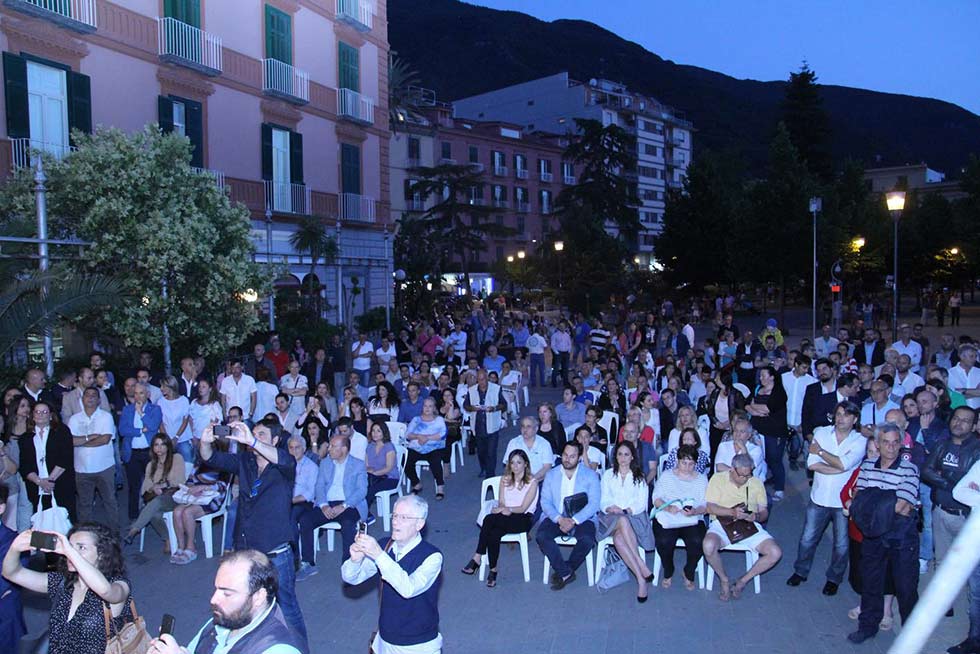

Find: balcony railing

[439,157,456,165]
[493,165,508,177]
[563,174,575,185]
[4,0,96,32]
[340,192,376,222]
[468,162,484,173]
[406,198,425,212]
[262,59,309,104]
[406,157,420,168]
[336,0,372,31]
[539,171,553,182]
[337,88,374,124]
[492,198,508,208]
[192,167,227,192]
[515,168,528,180]
[10,138,75,169]
[265,180,311,215]
[157,17,222,75]
[469,197,486,206]
[516,201,530,213]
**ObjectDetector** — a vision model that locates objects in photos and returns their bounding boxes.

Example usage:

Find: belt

[939,505,969,517]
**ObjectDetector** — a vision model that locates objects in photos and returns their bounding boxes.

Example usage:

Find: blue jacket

[315,455,369,520]
[118,403,163,463]
[540,463,600,525]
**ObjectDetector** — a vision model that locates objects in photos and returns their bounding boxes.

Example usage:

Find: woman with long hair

[300,418,328,463]
[536,403,565,457]
[187,378,223,472]
[461,448,538,587]
[19,400,76,521]
[365,421,399,523]
[437,387,462,479]
[598,440,655,602]
[367,381,401,422]
[169,439,230,565]
[747,365,790,501]
[1,395,30,530]
[124,433,186,547]
[702,369,745,466]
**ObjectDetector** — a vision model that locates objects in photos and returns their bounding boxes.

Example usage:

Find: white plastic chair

[705,540,762,594]
[585,390,600,405]
[161,483,232,559]
[477,476,530,583]
[377,444,408,531]
[310,521,342,563]
[564,422,583,442]
[657,453,670,477]
[386,421,407,445]
[595,535,644,576]
[591,450,607,473]
[542,535,595,586]
[651,537,705,589]
[732,382,751,399]
[598,411,618,442]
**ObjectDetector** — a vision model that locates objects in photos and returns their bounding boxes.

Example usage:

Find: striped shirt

[855,457,919,506]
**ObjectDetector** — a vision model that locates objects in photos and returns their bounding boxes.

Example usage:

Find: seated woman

[437,388,462,480]
[666,405,709,454]
[618,407,655,446]
[365,421,400,523]
[663,427,711,475]
[536,403,565,457]
[124,434,187,547]
[298,406,329,464]
[582,405,609,454]
[367,381,400,423]
[598,441,655,602]
[403,397,448,500]
[170,440,230,565]
[574,426,605,472]
[714,414,766,477]
[461,449,538,587]
[652,444,708,590]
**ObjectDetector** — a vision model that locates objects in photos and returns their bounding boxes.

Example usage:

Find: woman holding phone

[652,445,708,590]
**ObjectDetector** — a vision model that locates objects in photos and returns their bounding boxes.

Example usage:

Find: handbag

[31,495,71,535]
[718,513,759,544]
[172,484,220,506]
[596,545,631,593]
[562,492,588,518]
[102,599,151,654]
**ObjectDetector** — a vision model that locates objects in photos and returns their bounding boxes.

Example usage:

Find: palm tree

[388,52,422,132]
[0,269,125,357]
[288,216,337,318]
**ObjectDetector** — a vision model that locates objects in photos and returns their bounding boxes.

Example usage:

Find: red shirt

[266,349,289,378]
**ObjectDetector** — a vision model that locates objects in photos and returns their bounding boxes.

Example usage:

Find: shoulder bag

[103,598,151,654]
[31,495,71,535]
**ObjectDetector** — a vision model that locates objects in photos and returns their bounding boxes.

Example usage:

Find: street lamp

[554,241,564,290]
[951,247,960,256]
[517,250,525,259]
[851,237,866,251]
[810,197,822,342]
[886,189,906,342]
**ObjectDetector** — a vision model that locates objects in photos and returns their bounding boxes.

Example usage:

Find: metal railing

[7,0,97,30]
[563,174,575,185]
[10,138,76,169]
[469,197,486,206]
[340,192,375,222]
[262,58,310,103]
[264,180,311,214]
[191,167,226,192]
[515,168,528,179]
[468,162,484,173]
[406,198,424,212]
[406,157,421,168]
[493,165,508,177]
[336,0,372,31]
[337,87,374,124]
[492,198,509,208]
[539,171,553,182]
[516,201,530,213]
[157,17,222,73]
[439,157,457,165]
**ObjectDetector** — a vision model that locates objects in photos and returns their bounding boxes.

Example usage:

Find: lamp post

[383,225,391,330]
[517,250,526,293]
[886,190,906,342]
[554,240,564,290]
[810,197,822,342]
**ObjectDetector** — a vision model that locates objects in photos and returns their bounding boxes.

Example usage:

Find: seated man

[714,415,766,479]
[334,417,368,461]
[287,435,318,561]
[502,416,555,481]
[703,453,782,601]
[535,441,600,590]
[296,434,368,579]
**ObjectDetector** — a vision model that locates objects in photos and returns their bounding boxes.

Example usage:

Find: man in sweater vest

[342,495,443,653]
[150,549,306,654]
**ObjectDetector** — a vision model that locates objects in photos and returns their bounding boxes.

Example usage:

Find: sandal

[848,606,861,621]
[411,485,423,495]
[661,577,672,589]
[461,560,479,575]
[732,578,747,600]
[486,570,497,588]
[169,550,186,564]
[684,577,696,591]
[879,616,894,631]
[177,550,198,565]
[718,579,731,602]
[435,492,445,501]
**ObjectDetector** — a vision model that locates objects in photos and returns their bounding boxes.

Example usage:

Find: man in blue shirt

[510,320,530,350]
[573,315,591,365]
[482,345,506,374]
[399,382,425,425]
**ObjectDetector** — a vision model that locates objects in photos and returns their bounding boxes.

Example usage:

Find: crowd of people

[2,305,980,653]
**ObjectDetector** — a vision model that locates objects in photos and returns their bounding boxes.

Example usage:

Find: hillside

[388,0,980,176]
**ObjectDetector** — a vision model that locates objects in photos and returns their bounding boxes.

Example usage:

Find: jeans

[536,518,597,579]
[793,501,850,583]
[530,353,545,387]
[475,432,500,478]
[224,498,238,549]
[124,448,151,520]
[175,440,196,470]
[920,483,934,561]
[76,466,120,530]
[269,547,308,647]
[354,368,371,388]
[763,435,787,492]
[858,532,919,634]
[129,494,176,540]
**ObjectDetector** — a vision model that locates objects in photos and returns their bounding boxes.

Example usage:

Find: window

[338,42,359,92]
[492,184,506,205]
[468,145,479,163]
[341,143,360,194]
[265,5,292,64]
[469,185,483,204]
[561,161,574,182]
[165,0,200,25]
[642,143,662,157]
[514,187,529,211]
[538,158,552,175]
[407,137,420,162]
[516,215,525,234]
[539,189,552,214]
[514,153,527,173]
[441,141,452,161]
[159,95,204,167]
[493,150,506,174]
[261,123,303,211]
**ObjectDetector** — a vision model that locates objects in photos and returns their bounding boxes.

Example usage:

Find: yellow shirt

[705,472,767,521]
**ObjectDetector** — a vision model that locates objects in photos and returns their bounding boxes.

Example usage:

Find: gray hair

[394,494,429,521]
[731,453,754,471]
[875,422,902,442]
[520,415,540,429]
[287,434,306,449]
[161,375,179,395]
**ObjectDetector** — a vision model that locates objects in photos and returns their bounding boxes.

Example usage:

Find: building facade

[453,72,694,267]
[0,0,391,325]
[864,163,967,203]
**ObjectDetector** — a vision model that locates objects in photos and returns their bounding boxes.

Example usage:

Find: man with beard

[149,549,305,654]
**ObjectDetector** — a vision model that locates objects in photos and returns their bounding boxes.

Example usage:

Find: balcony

[539,171,553,183]
[192,167,227,193]
[10,138,75,169]
[515,168,528,180]
[667,179,684,190]
[541,204,552,215]
[406,198,425,212]
[265,180,311,215]
[563,174,575,185]
[516,201,530,213]
[438,157,457,165]
[467,162,484,173]
[337,88,374,125]
[406,157,421,168]
[469,198,486,206]
[492,198,509,208]
[4,0,96,32]
[336,0,373,32]
[340,192,376,222]
[493,165,508,177]
[157,17,222,75]
[262,59,309,104]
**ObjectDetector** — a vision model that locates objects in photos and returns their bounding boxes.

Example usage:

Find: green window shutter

[165,0,200,26]
[265,5,291,64]
[157,95,175,133]
[67,70,92,136]
[184,97,203,168]
[341,143,360,194]
[3,52,29,139]
[289,131,303,184]
[338,42,359,92]
[261,123,273,180]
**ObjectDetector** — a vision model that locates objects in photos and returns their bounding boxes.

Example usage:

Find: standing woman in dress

[19,401,76,522]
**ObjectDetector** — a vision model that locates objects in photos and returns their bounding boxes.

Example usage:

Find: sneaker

[919,558,930,575]
[365,514,377,527]
[296,562,319,582]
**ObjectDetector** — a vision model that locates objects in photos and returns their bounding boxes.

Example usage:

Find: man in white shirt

[69,387,119,529]
[376,335,398,369]
[860,380,900,437]
[893,323,924,373]
[502,416,554,481]
[135,368,164,404]
[815,324,840,359]
[351,333,375,388]
[786,401,866,595]
[341,495,443,654]
[60,367,111,424]
[783,354,816,432]
[950,344,980,410]
[892,354,925,399]
[220,359,258,422]
[333,419,368,461]
[272,394,300,438]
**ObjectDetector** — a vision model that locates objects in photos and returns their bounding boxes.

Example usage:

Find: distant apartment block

[453,72,694,267]
[864,163,967,203]
[0,0,391,324]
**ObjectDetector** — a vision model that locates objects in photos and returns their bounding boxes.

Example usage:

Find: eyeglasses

[391,513,422,522]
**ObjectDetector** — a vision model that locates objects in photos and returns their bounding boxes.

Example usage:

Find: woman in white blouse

[157,376,190,451]
[652,445,708,590]
[666,405,707,454]
[187,379,223,472]
[598,441,655,602]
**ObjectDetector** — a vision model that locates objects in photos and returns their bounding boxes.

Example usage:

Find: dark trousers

[708,427,726,469]
[858,533,919,634]
[366,475,398,514]
[551,351,570,387]
[289,501,313,558]
[530,353,545,387]
[296,502,360,564]
[652,520,705,582]
[124,448,151,520]
[952,306,961,326]
[405,449,445,487]
[268,547,307,647]
[536,518,597,578]
[475,432,500,478]
[762,434,787,492]
[477,512,533,568]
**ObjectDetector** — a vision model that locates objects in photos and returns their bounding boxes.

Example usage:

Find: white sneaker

[919,558,930,575]
[772,491,785,502]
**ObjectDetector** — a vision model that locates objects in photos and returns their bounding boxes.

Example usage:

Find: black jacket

[801,383,838,438]
[853,342,885,367]
[851,487,899,539]
[922,436,980,513]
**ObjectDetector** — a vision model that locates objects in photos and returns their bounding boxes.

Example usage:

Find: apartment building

[864,163,967,203]
[453,72,694,267]
[390,96,570,294]
[0,0,390,323]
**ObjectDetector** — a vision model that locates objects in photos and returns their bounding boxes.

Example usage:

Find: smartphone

[159,614,175,637]
[30,531,57,551]
[213,424,231,437]
[357,521,369,536]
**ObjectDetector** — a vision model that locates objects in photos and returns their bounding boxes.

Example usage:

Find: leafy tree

[288,215,337,318]
[0,127,268,356]
[782,62,832,180]
[393,212,446,316]
[388,53,423,132]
